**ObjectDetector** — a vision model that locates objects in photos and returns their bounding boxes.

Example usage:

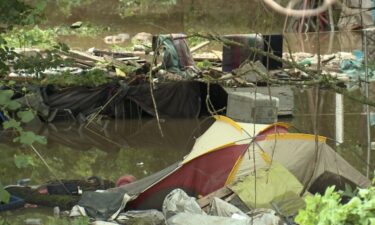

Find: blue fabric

[339,50,375,80]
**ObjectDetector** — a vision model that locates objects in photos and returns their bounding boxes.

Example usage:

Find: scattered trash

[70,21,83,29]
[0,195,25,212]
[116,210,165,225]
[162,189,205,220]
[92,221,118,225]
[104,33,130,44]
[136,162,144,167]
[115,175,137,187]
[16,178,31,186]
[166,213,249,225]
[209,198,247,218]
[53,206,60,217]
[24,218,42,225]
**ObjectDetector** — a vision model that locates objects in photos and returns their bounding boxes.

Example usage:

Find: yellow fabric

[230,163,305,214]
[182,119,267,163]
[265,133,327,143]
[260,151,272,165]
[225,155,244,186]
[213,115,242,132]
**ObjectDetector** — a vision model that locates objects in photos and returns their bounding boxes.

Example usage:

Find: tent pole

[364,29,371,178]
[335,93,344,146]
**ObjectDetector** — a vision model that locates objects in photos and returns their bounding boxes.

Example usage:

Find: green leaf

[6,100,21,110]
[14,131,47,145]
[72,217,90,225]
[0,182,10,204]
[0,89,14,105]
[17,110,35,123]
[14,154,34,168]
[7,80,15,86]
[3,119,21,130]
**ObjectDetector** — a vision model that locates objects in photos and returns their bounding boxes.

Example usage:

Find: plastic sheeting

[209,197,248,218]
[167,213,250,225]
[116,210,165,225]
[163,189,286,225]
[162,189,205,220]
[78,192,133,220]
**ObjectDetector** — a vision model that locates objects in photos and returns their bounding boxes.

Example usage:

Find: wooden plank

[197,187,233,209]
[211,50,223,61]
[190,41,210,53]
[69,50,104,63]
[116,57,141,61]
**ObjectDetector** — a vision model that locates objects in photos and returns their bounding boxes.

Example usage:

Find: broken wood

[190,41,210,53]
[197,186,233,209]
[93,49,134,58]
[211,50,223,61]
[69,50,105,63]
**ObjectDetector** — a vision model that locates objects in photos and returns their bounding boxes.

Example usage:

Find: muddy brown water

[1,87,374,223]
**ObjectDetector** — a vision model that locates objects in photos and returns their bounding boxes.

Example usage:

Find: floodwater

[1,86,374,223]
[1,1,375,223]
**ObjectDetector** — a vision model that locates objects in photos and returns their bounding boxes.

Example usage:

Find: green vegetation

[295,181,375,225]
[196,59,213,70]
[54,23,111,37]
[3,26,57,48]
[41,69,110,87]
[187,35,206,47]
[0,0,44,29]
[118,0,177,17]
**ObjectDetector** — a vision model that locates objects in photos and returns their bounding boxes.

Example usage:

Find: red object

[126,125,287,210]
[129,144,248,210]
[37,187,48,195]
[116,175,137,187]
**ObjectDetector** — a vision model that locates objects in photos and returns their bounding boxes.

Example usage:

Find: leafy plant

[196,59,213,70]
[187,35,206,47]
[118,0,177,17]
[13,49,72,78]
[295,182,375,225]
[41,69,110,87]
[3,26,57,48]
[14,154,35,169]
[0,36,18,76]
[56,0,94,17]
[0,181,10,204]
[0,1,36,30]
[54,23,110,37]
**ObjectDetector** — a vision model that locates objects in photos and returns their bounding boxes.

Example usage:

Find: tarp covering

[33,81,227,122]
[157,34,197,76]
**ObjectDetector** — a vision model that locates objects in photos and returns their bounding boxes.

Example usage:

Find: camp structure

[17,81,227,122]
[77,116,370,220]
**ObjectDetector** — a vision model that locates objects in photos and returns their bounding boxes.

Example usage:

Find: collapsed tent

[19,81,227,122]
[77,116,370,219]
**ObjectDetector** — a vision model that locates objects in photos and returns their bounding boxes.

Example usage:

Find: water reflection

[290,86,375,176]
[0,119,213,186]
